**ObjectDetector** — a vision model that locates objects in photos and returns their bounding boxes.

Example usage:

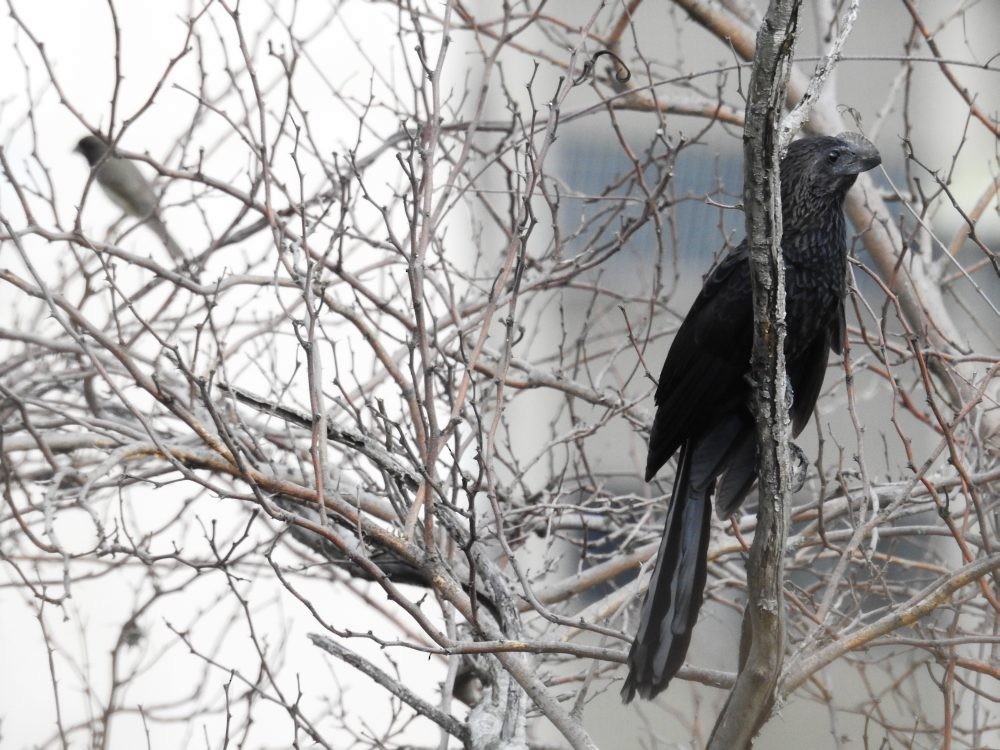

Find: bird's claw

[789,441,808,493]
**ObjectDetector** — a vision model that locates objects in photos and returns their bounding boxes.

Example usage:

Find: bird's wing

[829,297,846,355]
[645,243,753,480]
[789,292,847,435]
[789,327,832,436]
[96,157,158,217]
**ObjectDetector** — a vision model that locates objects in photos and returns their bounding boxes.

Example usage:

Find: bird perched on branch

[622,133,881,703]
[75,135,185,261]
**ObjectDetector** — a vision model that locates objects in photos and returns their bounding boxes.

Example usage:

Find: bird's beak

[834,132,881,175]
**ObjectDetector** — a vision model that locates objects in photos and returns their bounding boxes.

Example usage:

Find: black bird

[621,134,881,702]
[75,135,185,261]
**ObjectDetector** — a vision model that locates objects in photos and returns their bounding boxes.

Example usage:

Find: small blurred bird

[75,135,185,261]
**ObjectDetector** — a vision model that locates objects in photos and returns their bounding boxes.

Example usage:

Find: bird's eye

[827,150,841,163]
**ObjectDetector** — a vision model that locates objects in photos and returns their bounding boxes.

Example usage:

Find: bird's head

[74,135,109,167]
[781,133,882,201]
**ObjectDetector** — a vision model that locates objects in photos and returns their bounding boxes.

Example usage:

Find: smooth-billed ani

[621,134,881,702]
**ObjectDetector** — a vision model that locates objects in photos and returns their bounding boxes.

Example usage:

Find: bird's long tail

[621,441,712,702]
[146,214,186,262]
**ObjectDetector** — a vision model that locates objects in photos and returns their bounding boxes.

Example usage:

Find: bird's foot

[789,441,808,493]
